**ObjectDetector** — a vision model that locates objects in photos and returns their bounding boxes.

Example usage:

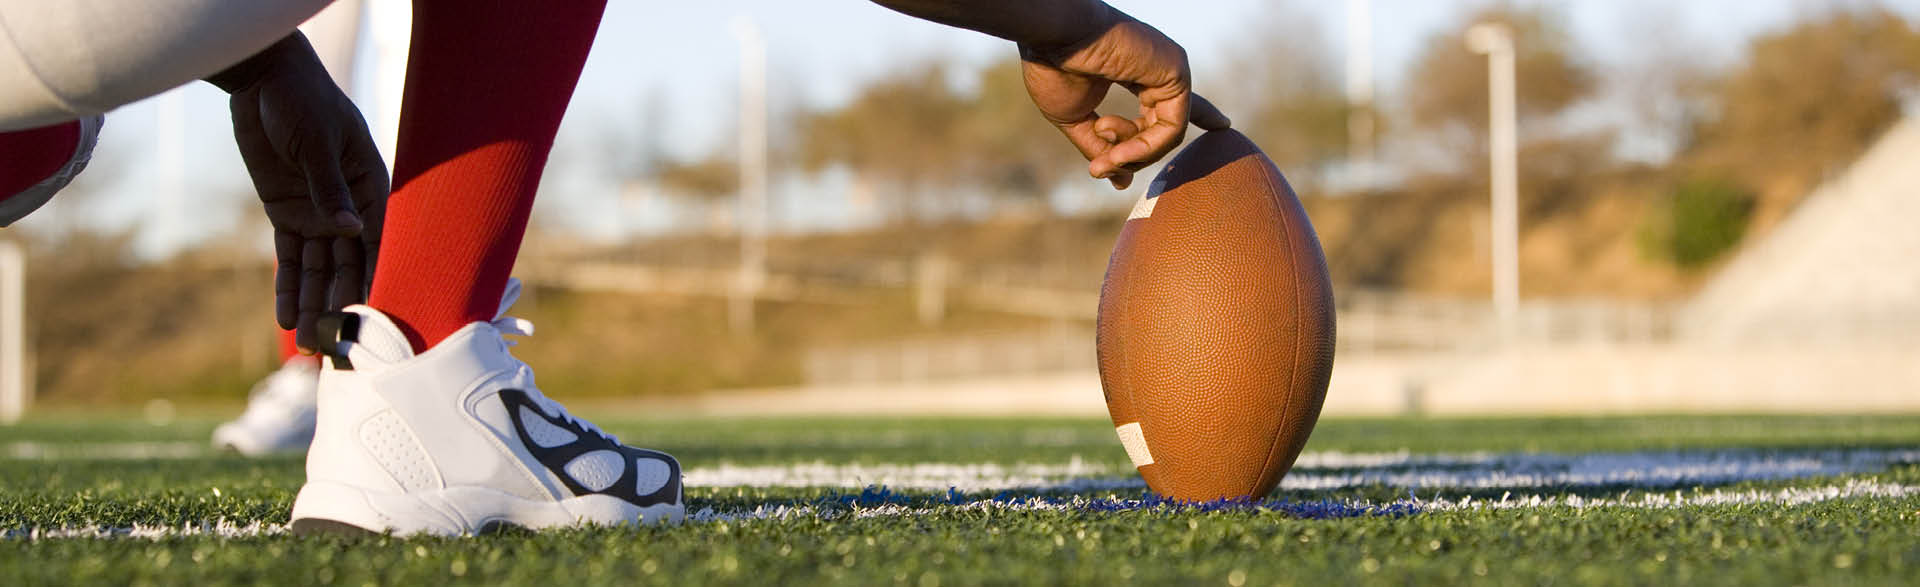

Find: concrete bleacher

[1334,114,1920,416]
[1323,114,1920,415]
[1683,115,1920,346]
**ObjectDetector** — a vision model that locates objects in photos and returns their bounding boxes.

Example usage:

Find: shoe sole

[289,480,685,536]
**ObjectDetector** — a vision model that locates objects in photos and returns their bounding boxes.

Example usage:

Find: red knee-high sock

[367,0,607,352]
[277,328,310,364]
[0,121,81,200]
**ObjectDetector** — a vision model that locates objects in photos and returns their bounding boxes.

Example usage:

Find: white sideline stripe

[5,520,288,540]
[684,459,1110,492]
[692,480,1920,523]
[1409,479,1920,511]
[693,480,1920,523]
[5,443,1914,491]
[1279,448,1920,491]
[11,481,1915,539]
[682,448,1920,492]
[3,441,207,460]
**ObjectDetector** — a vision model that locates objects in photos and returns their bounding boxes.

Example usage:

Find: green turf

[4,415,1920,585]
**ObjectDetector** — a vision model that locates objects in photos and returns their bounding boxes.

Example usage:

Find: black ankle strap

[313,312,361,371]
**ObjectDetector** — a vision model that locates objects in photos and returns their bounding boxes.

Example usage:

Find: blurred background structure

[3,0,1919,417]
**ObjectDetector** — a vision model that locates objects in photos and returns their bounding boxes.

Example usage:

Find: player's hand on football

[1018,7,1231,189]
[210,33,388,352]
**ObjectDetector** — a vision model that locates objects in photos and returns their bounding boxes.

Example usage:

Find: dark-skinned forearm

[205,32,324,94]
[868,0,1117,50]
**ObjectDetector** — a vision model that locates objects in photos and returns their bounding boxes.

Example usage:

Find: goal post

[0,239,24,424]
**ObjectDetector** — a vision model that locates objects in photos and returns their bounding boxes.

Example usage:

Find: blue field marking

[808,485,1424,519]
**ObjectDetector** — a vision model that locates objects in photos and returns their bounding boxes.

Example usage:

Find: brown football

[1095,129,1336,502]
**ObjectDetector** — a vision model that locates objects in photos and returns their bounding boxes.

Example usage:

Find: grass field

[4,414,1919,585]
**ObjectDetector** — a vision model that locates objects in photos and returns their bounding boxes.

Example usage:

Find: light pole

[730,16,769,335]
[1345,0,1375,170]
[1467,23,1520,340]
[0,239,24,424]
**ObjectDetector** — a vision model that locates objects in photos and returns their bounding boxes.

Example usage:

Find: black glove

[208,32,388,352]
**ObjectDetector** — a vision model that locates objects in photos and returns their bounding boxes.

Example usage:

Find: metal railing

[524,253,1684,383]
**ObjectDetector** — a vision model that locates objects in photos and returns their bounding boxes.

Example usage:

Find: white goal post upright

[0,239,24,424]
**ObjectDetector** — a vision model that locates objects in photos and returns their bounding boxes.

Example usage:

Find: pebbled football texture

[1096,129,1336,503]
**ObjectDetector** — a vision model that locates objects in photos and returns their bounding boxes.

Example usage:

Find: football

[1095,129,1337,503]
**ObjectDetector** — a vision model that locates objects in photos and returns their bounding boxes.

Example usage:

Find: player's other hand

[209,33,388,352]
[1018,7,1231,190]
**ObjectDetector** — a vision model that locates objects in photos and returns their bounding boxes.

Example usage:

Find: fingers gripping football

[1019,13,1231,190]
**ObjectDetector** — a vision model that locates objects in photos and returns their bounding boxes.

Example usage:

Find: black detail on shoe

[291,517,379,537]
[498,389,682,508]
[314,312,361,371]
[477,520,534,536]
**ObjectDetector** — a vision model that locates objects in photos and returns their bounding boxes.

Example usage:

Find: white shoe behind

[290,279,684,535]
[212,357,319,456]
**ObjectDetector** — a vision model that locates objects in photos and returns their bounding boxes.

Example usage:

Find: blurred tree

[1399,3,1616,229]
[595,86,669,182]
[798,64,973,221]
[1637,178,1754,269]
[1406,6,1595,150]
[1598,8,1717,166]
[958,59,1087,198]
[593,86,736,204]
[653,156,739,200]
[797,59,1094,223]
[1686,8,1920,200]
[1218,3,1354,189]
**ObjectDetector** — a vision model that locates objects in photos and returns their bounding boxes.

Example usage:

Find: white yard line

[1408,479,1920,511]
[694,479,1920,523]
[4,520,288,540]
[10,442,1904,490]
[7,447,1917,540]
[4,442,1912,492]
[13,480,1914,539]
[1279,448,1920,491]
[3,441,208,460]
[684,448,1920,492]
[684,458,1110,491]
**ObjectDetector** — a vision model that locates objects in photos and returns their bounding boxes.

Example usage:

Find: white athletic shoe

[289,279,684,535]
[1,114,103,227]
[212,357,319,455]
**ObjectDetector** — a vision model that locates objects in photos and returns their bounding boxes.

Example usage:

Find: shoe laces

[488,279,619,445]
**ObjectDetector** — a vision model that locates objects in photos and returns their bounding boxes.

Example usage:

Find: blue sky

[35,0,1920,257]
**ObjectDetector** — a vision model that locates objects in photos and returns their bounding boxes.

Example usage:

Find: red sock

[277,328,308,364]
[367,0,607,352]
[0,121,81,200]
